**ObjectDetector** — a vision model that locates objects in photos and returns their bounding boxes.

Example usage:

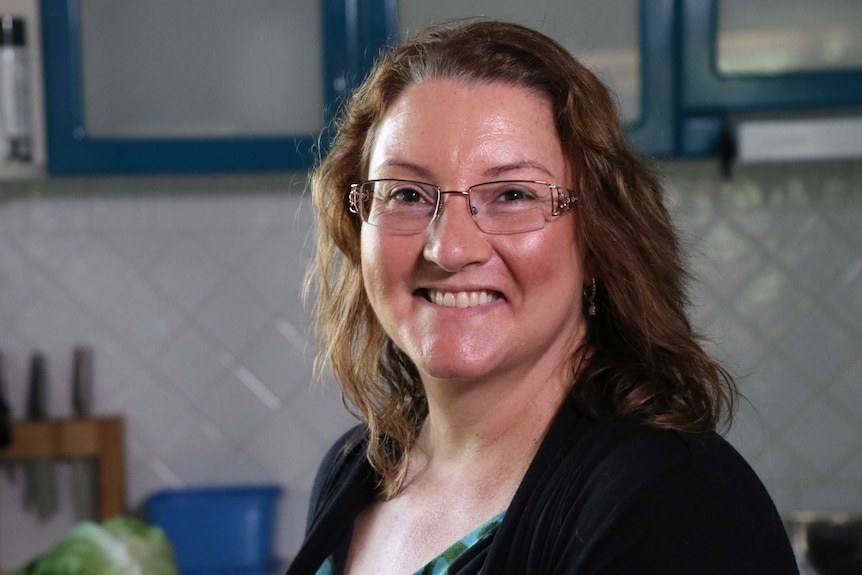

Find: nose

[422,192,491,272]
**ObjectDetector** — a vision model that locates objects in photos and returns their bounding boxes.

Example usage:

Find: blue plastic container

[145,484,283,575]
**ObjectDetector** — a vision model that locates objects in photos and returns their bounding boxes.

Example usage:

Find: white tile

[59,239,139,314]
[732,263,813,340]
[779,311,860,384]
[0,194,29,235]
[740,361,813,432]
[148,235,230,314]
[126,445,182,508]
[829,357,862,419]
[122,375,193,453]
[239,230,312,313]
[0,238,41,323]
[102,230,176,270]
[90,194,161,232]
[102,280,185,359]
[242,321,313,402]
[28,195,92,232]
[287,379,357,447]
[156,415,235,483]
[18,231,87,272]
[89,336,153,413]
[695,221,763,297]
[733,206,808,256]
[701,311,768,376]
[776,213,859,294]
[200,228,272,269]
[211,450,277,485]
[782,397,861,477]
[152,326,228,401]
[248,408,330,490]
[152,191,289,231]
[12,283,99,360]
[793,482,862,514]
[196,276,272,356]
[197,371,278,447]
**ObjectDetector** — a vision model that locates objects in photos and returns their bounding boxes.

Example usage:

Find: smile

[425,289,500,308]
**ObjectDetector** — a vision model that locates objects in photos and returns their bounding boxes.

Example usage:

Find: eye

[389,184,428,203]
[374,181,435,207]
[495,183,539,202]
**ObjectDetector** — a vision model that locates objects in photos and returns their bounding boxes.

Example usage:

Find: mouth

[424,288,501,308]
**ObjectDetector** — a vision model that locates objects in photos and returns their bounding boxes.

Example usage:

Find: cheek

[360,230,383,305]
[500,224,585,290]
[360,228,413,309]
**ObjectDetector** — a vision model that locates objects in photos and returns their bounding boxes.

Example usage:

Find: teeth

[427,289,499,308]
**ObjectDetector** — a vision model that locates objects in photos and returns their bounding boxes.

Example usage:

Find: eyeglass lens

[357,180,558,233]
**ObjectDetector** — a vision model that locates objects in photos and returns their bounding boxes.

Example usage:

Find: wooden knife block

[0,417,125,519]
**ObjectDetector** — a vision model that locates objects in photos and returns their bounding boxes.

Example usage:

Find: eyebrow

[483,160,555,180]
[375,159,556,182]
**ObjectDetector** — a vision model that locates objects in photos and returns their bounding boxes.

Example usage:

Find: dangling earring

[588,277,597,316]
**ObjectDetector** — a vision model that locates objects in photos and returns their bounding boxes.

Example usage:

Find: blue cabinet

[40,0,862,173]
[40,0,390,174]
[678,0,862,157]
[393,0,676,158]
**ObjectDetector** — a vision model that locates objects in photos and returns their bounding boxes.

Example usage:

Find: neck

[412,361,572,478]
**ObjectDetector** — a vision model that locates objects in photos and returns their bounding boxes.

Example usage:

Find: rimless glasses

[348,179,577,234]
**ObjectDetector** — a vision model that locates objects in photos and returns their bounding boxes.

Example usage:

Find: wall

[0,160,860,570]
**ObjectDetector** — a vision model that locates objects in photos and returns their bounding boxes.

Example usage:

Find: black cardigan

[286,398,799,574]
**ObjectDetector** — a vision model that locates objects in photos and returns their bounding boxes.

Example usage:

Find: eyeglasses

[348,179,577,234]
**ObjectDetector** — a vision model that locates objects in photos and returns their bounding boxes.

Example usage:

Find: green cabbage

[14,516,179,575]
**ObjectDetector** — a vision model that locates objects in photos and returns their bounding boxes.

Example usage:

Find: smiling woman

[289,20,799,575]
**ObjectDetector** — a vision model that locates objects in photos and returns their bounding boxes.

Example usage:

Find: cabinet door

[680,0,862,156]
[395,0,675,157]
[41,0,373,174]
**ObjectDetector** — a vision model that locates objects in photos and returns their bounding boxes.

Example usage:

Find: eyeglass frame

[348,178,578,234]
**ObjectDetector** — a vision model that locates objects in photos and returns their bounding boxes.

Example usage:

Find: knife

[0,350,12,449]
[71,345,98,521]
[23,352,59,521]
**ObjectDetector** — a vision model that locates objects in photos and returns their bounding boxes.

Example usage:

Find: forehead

[368,79,567,183]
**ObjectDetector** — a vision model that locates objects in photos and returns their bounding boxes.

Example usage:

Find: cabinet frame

[680,0,862,111]
[40,0,389,174]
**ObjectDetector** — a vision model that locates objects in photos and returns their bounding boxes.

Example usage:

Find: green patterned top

[314,511,505,575]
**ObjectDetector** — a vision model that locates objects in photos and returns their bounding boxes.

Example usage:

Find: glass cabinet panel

[79,0,322,139]
[399,0,641,123]
[717,0,862,76]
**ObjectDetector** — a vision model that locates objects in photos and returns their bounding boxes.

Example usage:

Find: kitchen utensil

[71,345,98,520]
[23,352,59,521]
[0,350,12,449]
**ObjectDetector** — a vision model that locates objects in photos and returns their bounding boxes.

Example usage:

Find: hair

[307,20,736,498]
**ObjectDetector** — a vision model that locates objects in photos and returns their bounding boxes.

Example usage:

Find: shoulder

[536,400,765,499]
[500,403,798,573]
[307,426,368,531]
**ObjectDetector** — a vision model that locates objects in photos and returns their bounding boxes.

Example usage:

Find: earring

[588,277,597,316]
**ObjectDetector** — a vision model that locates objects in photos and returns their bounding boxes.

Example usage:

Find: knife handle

[0,350,12,448]
[73,346,94,418]
[27,352,48,420]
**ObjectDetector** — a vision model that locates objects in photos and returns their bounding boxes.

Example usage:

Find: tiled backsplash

[0,161,861,570]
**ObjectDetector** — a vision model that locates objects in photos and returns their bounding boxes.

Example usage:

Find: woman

[288,20,798,575]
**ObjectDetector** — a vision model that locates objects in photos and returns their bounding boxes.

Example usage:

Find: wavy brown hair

[308,20,735,498]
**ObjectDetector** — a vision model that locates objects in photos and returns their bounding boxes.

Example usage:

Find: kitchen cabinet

[679,0,862,156]
[394,0,676,158]
[37,0,862,173]
[40,0,389,174]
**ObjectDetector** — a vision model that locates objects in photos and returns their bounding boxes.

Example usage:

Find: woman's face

[361,79,588,389]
